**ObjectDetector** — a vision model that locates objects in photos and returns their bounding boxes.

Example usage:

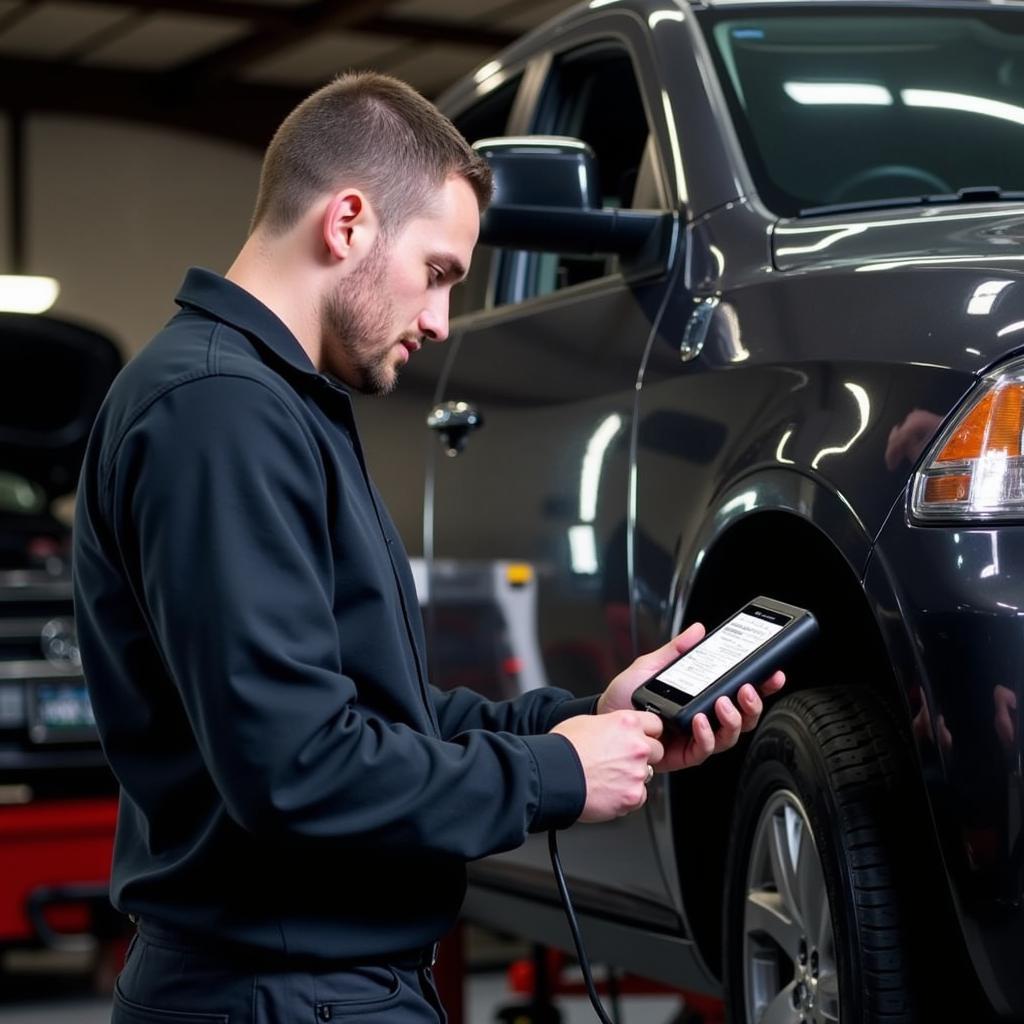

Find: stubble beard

[321,240,401,396]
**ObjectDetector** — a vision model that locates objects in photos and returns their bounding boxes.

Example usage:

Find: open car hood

[0,313,122,501]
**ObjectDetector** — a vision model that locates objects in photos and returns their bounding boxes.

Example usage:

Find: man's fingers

[738,682,762,708]
[713,697,743,752]
[737,684,763,729]
[689,714,715,764]
[647,737,665,767]
[671,621,706,656]
[633,782,649,812]
[634,622,706,677]
[715,695,742,733]
[637,711,664,737]
[632,666,784,777]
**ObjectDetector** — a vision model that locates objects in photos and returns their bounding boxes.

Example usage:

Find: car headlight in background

[912,356,1024,520]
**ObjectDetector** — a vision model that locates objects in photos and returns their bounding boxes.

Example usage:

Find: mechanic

[72,71,784,1023]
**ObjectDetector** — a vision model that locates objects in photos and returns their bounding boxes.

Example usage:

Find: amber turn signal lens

[986,383,1024,455]
[935,384,1024,462]
[936,391,994,462]
[924,475,971,504]
[912,358,1024,520]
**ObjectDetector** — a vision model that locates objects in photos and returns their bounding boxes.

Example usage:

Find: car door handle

[680,295,719,362]
[427,401,484,457]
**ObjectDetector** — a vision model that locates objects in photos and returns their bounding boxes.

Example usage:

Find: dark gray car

[350,2,1024,1021]
[0,313,121,947]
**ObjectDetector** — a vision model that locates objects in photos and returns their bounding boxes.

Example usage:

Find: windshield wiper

[799,186,1024,218]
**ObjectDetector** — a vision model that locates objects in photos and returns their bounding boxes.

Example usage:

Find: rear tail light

[912,358,1024,520]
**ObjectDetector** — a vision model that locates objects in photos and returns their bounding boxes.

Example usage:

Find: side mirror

[473,136,672,265]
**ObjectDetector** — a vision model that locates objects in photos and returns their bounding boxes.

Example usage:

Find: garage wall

[11,112,432,553]
[24,114,262,356]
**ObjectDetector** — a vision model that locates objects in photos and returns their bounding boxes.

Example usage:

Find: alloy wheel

[743,789,839,1024]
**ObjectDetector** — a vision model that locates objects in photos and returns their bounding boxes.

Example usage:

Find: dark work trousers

[111,923,447,1023]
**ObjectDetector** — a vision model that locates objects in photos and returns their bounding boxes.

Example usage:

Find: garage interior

[3,2,1022,1023]
[0,1,699,1023]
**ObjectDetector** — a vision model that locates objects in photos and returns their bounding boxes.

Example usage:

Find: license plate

[28,680,97,743]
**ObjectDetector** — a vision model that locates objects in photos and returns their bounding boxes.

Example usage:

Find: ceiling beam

[57,0,293,30]
[359,15,514,50]
[173,0,396,82]
[0,57,305,149]
[53,0,516,55]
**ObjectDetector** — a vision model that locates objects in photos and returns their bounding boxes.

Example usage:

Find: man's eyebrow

[429,254,468,283]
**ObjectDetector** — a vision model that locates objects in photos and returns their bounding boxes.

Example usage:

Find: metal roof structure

[0,0,577,147]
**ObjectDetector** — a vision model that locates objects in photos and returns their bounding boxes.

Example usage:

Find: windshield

[699,6,1024,216]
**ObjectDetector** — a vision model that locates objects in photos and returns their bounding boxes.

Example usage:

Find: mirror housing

[473,136,673,263]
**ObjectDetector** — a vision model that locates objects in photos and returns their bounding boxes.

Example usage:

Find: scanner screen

[656,606,789,697]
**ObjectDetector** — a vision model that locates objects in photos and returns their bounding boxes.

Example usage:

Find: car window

[451,74,522,319]
[497,44,655,304]
[700,9,1024,216]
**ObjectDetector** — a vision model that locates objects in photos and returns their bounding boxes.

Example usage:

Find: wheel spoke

[759,982,804,1024]
[767,806,805,931]
[794,824,830,952]
[817,968,840,1021]
[745,890,802,960]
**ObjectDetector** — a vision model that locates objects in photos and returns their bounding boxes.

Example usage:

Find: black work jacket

[72,268,589,960]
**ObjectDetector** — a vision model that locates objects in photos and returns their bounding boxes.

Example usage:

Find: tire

[723,688,917,1024]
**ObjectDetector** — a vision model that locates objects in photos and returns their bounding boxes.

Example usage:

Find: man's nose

[418,297,450,343]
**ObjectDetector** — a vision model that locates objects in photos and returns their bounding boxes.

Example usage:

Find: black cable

[607,964,623,1024]
[548,829,615,1024]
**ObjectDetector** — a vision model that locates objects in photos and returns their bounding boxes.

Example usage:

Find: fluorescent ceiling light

[784,82,893,106]
[902,89,1024,126]
[0,276,59,314]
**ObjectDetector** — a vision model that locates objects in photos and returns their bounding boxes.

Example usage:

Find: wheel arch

[652,463,964,976]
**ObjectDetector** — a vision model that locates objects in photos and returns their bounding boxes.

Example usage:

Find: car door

[429,17,687,925]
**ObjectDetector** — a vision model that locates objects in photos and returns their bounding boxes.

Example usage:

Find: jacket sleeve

[106,375,586,857]
[431,685,599,739]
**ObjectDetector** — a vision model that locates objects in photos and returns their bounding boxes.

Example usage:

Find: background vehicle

[353,1,1024,1020]
[0,313,120,954]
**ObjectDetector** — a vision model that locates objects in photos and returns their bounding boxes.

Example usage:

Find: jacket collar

[175,266,322,382]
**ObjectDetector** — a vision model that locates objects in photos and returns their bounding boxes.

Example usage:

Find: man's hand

[551,711,664,822]
[596,622,786,772]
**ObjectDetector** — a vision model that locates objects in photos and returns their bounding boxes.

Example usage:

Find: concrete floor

[0,942,691,1024]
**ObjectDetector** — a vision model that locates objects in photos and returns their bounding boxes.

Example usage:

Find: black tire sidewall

[724,697,865,1024]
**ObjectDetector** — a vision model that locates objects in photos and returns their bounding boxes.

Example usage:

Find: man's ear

[322,189,379,267]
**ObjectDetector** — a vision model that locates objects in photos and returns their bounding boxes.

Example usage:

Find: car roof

[439,0,1024,116]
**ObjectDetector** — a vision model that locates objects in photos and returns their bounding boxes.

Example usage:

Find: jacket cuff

[543,695,600,730]
[521,733,587,832]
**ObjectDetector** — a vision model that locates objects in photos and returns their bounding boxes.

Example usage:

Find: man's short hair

[250,71,492,237]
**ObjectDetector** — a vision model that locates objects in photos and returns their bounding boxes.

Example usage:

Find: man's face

[321,175,479,395]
